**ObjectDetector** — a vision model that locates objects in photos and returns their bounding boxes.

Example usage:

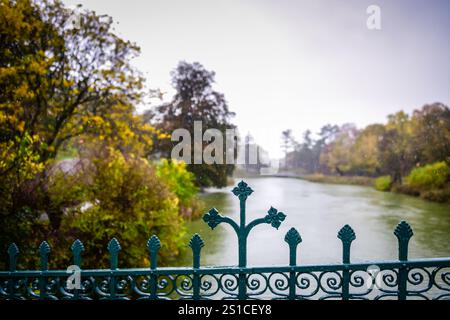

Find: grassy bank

[281,171,450,204]
[299,173,375,187]
[304,174,450,204]
[391,183,450,204]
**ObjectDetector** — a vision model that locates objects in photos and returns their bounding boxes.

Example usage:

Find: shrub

[58,149,187,269]
[374,175,392,191]
[420,187,450,203]
[392,184,420,196]
[156,159,198,207]
[156,159,203,219]
[407,161,450,189]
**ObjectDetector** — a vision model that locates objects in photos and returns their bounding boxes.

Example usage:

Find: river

[178,177,450,267]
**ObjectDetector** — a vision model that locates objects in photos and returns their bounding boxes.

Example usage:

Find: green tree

[320,124,358,176]
[281,129,295,168]
[350,124,385,176]
[378,111,414,183]
[152,61,236,188]
[296,130,316,173]
[411,103,450,165]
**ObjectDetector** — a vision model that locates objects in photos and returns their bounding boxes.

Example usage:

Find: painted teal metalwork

[107,238,121,299]
[7,243,18,273]
[0,181,449,300]
[284,228,302,299]
[147,235,161,270]
[189,234,204,300]
[147,235,161,299]
[394,221,414,300]
[203,180,286,299]
[285,228,302,267]
[107,238,121,270]
[337,224,356,300]
[71,239,84,267]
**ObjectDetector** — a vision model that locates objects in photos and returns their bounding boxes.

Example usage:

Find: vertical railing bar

[38,241,51,300]
[338,225,356,300]
[70,239,84,300]
[189,234,204,300]
[285,228,302,300]
[107,238,121,300]
[147,235,161,300]
[394,221,413,300]
[237,185,248,300]
[7,243,19,300]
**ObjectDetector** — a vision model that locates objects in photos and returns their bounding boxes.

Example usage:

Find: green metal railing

[1,180,449,300]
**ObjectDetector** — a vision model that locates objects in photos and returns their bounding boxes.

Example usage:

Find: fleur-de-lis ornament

[264,207,286,229]
[232,180,253,201]
[203,208,222,230]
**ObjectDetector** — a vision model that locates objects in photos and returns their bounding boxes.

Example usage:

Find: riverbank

[267,172,374,186]
[267,172,450,204]
[297,173,374,186]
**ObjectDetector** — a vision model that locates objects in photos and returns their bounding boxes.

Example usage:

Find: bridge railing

[1,181,449,300]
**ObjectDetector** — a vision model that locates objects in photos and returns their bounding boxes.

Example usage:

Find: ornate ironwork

[0,180,449,300]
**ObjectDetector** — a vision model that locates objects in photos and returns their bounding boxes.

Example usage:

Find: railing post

[337,225,356,300]
[107,238,121,299]
[147,235,161,300]
[189,234,204,300]
[70,239,84,299]
[394,221,413,300]
[38,241,51,300]
[7,243,19,300]
[203,181,286,300]
[284,228,302,300]
[234,181,252,300]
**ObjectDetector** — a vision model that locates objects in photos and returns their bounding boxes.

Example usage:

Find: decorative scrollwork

[1,267,450,299]
[219,274,239,297]
[318,271,342,296]
[296,272,320,298]
[267,272,289,298]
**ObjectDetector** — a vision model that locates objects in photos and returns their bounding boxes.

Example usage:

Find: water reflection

[178,177,450,267]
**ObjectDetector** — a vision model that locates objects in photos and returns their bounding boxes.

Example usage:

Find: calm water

[178,177,450,267]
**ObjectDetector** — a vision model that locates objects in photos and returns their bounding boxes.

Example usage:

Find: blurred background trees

[281,103,450,202]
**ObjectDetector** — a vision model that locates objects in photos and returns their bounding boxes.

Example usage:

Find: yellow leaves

[0,111,25,133]
[14,82,33,99]
[28,60,47,75]
[0,131,43,181]
[0,66,17,79]
[158,131,171,140]
[17,121,25,132]
[141,123,155,133]
[63,79,74,88]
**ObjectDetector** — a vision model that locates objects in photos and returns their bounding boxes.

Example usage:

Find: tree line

[281,103,450,201]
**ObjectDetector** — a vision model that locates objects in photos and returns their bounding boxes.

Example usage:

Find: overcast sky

[64,0,450,158]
